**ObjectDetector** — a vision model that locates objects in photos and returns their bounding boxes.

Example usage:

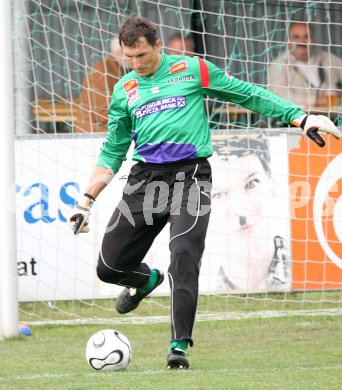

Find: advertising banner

[16,133,291,302]
[289,135,342,290]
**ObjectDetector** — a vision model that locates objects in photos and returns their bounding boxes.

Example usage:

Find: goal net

[10,0,342,327]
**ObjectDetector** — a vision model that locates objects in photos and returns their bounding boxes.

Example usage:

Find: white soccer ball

[86,329,132,371]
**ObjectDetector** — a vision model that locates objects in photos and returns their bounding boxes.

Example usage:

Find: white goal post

[0,0,18,340]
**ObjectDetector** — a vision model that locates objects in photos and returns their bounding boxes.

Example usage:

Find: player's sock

[116,270,164,315]
[138,269,159,293]
[168,339,188,353]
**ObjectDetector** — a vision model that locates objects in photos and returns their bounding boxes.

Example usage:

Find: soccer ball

[86,329,132,371]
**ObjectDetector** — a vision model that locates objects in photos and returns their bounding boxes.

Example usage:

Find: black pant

[97,158,212,345]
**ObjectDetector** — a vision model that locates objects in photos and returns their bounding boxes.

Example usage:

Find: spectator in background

[75,37,125,133]
[165,32,195,57]
[209,136,290,291]
[268,22,342,109]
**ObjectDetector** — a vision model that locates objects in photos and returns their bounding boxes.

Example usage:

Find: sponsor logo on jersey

[170,62,188,74]
[123,79,138,93]
[127,89,141,106]
[168,75,195,83]
[133,96,186,119]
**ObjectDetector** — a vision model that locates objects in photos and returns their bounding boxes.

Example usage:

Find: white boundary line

[5,363,342,382]
[25,308,342,326]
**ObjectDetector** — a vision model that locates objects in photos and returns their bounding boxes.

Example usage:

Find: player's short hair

[213,135,271,177]
[119,15,158,47]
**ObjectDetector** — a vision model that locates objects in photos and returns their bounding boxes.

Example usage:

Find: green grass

[1,311,342,389]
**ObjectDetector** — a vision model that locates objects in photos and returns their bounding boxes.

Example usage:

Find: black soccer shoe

[167,348,189,370]
[116,270,164,314]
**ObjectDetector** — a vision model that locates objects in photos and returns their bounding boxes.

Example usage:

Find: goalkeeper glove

[68,193,95,235]
[293,114,341,147]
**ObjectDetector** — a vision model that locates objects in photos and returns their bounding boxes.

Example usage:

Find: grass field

[1,295,342,390]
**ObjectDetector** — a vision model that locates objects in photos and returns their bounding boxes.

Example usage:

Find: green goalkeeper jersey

[97,52,305,173]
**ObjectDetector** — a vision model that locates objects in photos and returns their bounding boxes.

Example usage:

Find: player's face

[122,37,162,77]
[288,24,313,62]
[211,153,275,289]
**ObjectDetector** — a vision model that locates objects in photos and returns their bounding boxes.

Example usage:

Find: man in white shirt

[268,22,342,109]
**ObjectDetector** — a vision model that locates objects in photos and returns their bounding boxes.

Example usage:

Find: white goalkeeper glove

[68,193,95,235]
[293,114,341,147]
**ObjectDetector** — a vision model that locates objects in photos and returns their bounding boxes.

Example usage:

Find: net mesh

[12,0,342,324]
[13,0,342,135]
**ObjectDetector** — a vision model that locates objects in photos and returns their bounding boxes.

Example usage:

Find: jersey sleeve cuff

[96,158,121,174]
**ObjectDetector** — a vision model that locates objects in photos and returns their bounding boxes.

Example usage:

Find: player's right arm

[69,84,133,235]
[68,166,114,235]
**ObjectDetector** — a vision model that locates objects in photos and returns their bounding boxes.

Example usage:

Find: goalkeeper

[68,15,341,370]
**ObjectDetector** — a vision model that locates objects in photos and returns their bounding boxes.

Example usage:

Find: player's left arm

[198,58,341,147]
[199,58,304,123]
